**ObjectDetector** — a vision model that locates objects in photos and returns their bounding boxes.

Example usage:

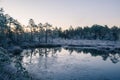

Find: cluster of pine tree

[61,25,120,40]
[0,8,120,48]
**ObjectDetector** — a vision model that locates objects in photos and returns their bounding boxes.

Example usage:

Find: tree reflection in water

[11,53,32,80]
[18,47,120,68]
[65,47,120,64]
[21,47,61,70]
[11,47,120,80]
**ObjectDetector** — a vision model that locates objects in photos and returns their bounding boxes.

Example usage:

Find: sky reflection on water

[18,48,120,80]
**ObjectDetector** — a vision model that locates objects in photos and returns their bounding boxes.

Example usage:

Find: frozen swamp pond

[12,47,120,80]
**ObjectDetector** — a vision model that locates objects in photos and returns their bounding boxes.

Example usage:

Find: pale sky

[0,0,120,29]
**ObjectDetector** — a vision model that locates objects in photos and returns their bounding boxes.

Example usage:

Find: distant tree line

[61,25,120,41]
[0,8,120,48]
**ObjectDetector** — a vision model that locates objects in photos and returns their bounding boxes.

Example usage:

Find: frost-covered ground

[53,39,120,49]
[0,47,31,80]
[53,39,120,46]
[20,39,120,50]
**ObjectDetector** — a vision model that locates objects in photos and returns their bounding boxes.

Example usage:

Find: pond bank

[0,47,32,80]
[0,39,120,80]
[1,40,120,55]
[19,40,120,53]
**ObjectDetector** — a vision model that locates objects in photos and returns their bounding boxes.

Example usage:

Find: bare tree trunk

[45,29,47,43]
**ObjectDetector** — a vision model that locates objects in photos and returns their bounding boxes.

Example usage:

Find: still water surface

[13,47,120,80]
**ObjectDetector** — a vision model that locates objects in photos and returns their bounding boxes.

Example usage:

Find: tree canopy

[0,8,120,48]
